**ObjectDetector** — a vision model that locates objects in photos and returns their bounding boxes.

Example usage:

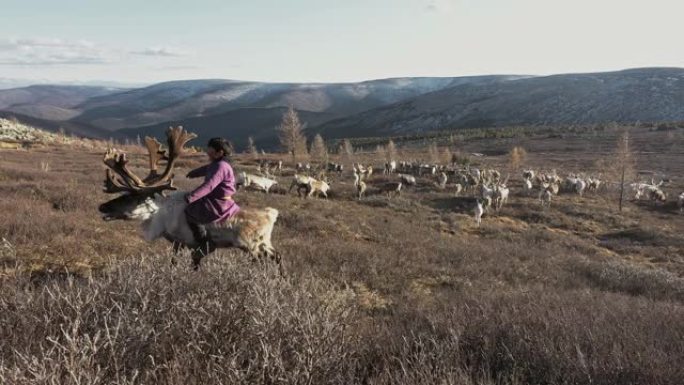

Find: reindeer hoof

[191,252,204,270]
[271,250,282,264]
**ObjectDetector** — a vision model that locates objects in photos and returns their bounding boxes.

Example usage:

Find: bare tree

[277,106,307,164]
[340,139,354,163]
[375,144,385,156]
[247,136,258,159]
[386,139,397,162]
[310,133,328,164]
[614,129,636,212]
[428,142,440,163]
[509,146,527,172]
[441,146,452,165]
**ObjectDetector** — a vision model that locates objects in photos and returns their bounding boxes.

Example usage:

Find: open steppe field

[1,125,683,384]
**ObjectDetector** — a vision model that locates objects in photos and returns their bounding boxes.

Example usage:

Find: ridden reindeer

[98,126,281,271]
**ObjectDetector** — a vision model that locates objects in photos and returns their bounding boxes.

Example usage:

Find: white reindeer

[289,174,314,197]
[398,173,416,186]
[306,178,331,199]
[238,172,278,193]
[523,178,533,194]
[353,171,367,200]
[384,160,397,174]
[494,184,510,211]
[474,199,484,227]
[539,183,553,207]
[437,172,448,189]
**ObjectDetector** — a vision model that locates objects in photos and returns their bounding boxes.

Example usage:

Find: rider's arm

[186,163,224,204]
[186,164,209,179]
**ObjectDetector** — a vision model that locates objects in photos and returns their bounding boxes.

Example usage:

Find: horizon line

[3,65,684,90]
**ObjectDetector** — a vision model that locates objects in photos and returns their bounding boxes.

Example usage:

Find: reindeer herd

[237,156,684,227]
[97,127,683,271]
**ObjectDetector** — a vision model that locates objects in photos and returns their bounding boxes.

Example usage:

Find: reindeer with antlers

[98,126,281,271]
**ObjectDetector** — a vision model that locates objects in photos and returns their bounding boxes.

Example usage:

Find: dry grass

[1,125,683,384]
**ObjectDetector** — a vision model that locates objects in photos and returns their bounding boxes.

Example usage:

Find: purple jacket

[184,160,240,224]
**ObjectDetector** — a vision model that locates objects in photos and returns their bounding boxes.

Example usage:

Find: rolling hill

[1,68,684,149]
[314,68,684,139]
[70,76,511,131]
[0,85,125,122]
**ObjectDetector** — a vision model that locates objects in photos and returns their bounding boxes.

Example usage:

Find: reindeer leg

[256,242,285,276]
[190,241,216,270]
[163,234,185,266]
[170,241,184,266]
[191,249,204,270]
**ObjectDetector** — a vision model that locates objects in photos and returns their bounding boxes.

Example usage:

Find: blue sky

[1,0,682,84]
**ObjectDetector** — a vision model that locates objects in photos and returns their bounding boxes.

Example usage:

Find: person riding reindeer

[184,137,240,256]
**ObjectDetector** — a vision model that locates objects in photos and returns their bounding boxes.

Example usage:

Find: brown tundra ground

[0,126,683,384]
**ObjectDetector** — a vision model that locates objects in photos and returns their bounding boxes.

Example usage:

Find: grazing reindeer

[327,162,344,175]
[437,172,448,189]
[354,163,374,179]
[98,126,281,271]
[479,184,495,201]
[649,188,667,203]
[522,170,535,181]
[306,178,331,199]
[586,177,602,192]
[399,173,416,186]
[379,182,402,198]
[237,172,278,193]
[353,170,367,200]
[474,199,484,227]
[494,184,510,211]
[633,180,667,203]
[523,178,533,195]
[540,183,553,207]
[289,174,314,197]
[296,162,311,174]
[678,192,684,214]
[384,160,397,174]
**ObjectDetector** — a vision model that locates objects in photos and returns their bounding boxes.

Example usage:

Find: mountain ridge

[1,68,683,149]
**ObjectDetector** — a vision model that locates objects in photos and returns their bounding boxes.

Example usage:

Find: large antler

[143,136,168,182]
[147,126,197,185]
[103,126,197,195]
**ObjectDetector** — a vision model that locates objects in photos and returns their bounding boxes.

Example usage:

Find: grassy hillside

[1,124,683,384]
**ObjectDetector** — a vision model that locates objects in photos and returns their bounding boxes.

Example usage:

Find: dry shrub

[47,183,83,212]
[4,255,682,385]
[574,260,684,302]
[0,256,360,385]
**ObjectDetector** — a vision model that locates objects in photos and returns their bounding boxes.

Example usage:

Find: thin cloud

[424,0,459,13]
[155,65,201,71]
[0,55,108,66]
[132,47,187,57]
[0,37,108,66]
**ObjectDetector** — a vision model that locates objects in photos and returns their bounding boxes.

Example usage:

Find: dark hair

[207,137,233,161]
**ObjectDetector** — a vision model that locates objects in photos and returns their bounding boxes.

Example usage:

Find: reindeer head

[98,126,196,221]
